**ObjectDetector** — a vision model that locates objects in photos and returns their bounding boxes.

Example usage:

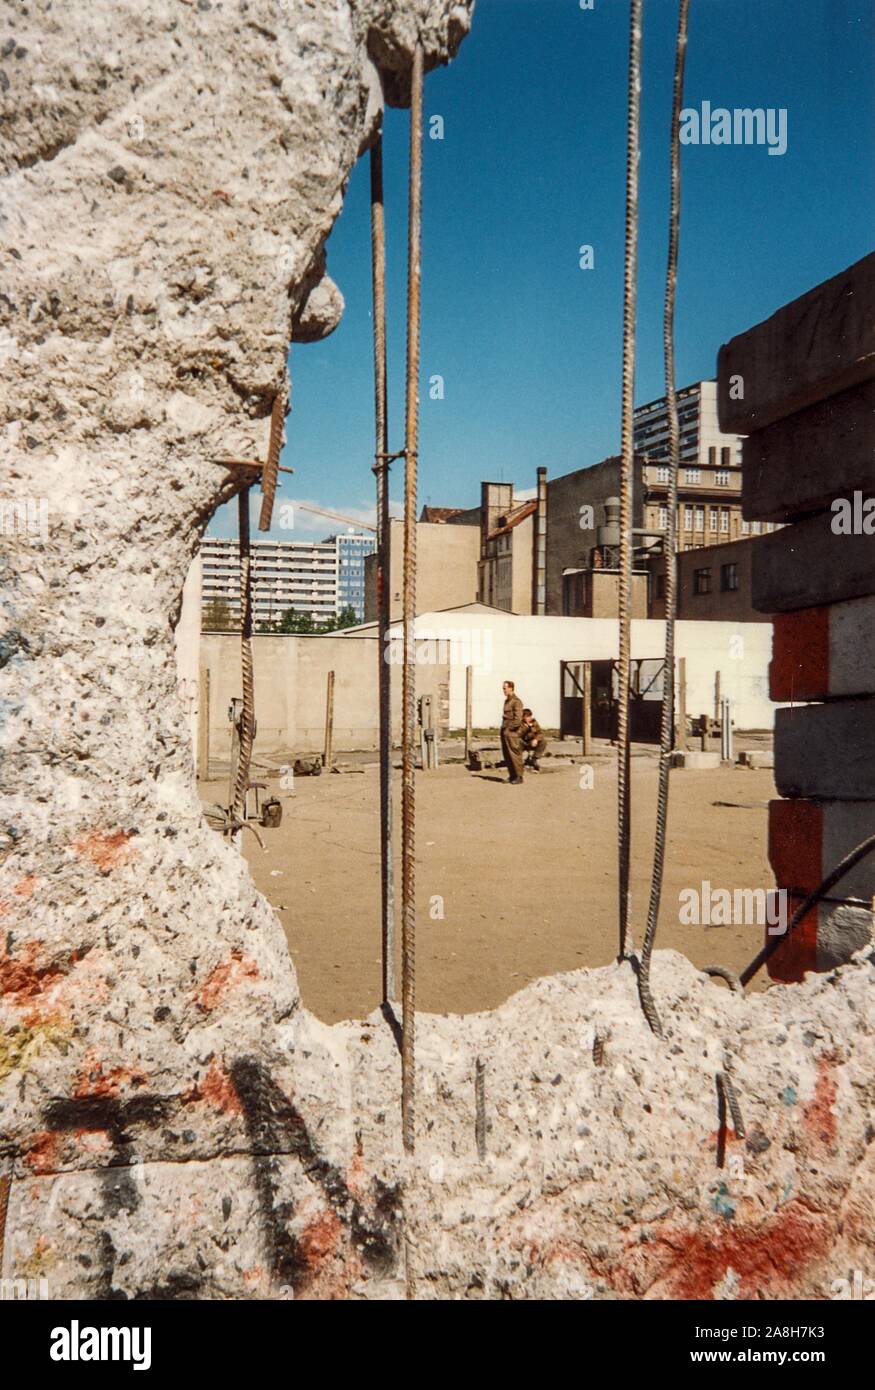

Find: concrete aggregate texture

[1,0,872,1299]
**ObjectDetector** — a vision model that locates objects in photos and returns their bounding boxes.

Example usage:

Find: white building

[633,379,743,470]
[201,536,339,625]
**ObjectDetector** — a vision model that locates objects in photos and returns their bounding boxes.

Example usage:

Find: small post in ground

[676,656,687,751]
[197,665,210,781]
[323,669,335,771]
[581,660,592,757]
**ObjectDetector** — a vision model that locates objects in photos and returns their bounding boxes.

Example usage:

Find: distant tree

[276,608,318,634]
[203,597,234,630]
[261,605,360,635]
[332,605,359,630]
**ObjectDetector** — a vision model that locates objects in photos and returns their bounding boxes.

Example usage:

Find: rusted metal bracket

[259,390,287,532]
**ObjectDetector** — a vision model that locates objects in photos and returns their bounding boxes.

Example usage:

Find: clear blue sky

[210,0,874,540]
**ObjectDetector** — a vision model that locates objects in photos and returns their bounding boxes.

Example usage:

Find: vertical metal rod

[401,42,424,1154]
[616,0,643,960]
[232,486,255,832]
[323,669,335,771]
[370,136,396,1006]
[582,660,592,757]
[197,665,210,781]
[639,0,690,1037]
[474,1057,486,1162]
[465,664,473,764]
[0,1171,10,1275]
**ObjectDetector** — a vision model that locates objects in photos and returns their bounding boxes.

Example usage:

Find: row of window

[657,505,733,532]
[694,562,739,595]
[653,465,734,485]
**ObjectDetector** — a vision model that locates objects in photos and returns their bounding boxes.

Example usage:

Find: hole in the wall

[184,41,784,1028]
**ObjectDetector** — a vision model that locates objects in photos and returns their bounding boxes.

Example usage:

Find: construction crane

[292,501,376,534]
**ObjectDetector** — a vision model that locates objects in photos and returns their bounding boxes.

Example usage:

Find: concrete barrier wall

[718,252,875,982]
[388,611,775,732]
[200,631,449,760]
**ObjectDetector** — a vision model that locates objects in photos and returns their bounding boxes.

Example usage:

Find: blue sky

[209,0,874,540]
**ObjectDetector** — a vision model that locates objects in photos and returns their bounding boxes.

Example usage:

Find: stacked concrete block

[718,253,875,982]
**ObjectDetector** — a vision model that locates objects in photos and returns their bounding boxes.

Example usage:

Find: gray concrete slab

[718,251,875,433]
[752,512,875,612]
[775,700,875,799]
[742,381,875,523]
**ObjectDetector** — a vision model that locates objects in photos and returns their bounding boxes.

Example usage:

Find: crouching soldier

[521,709,547,770]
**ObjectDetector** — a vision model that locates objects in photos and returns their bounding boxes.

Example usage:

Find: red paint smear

[24,1132,63,1175]
[641,1201,834,1299]
[70,829,135,872]
[184,1057,242,1116]
[194,949,259,1011]
[0,941,66,1002]
[73,1049,147,1099]
[803,1052,839,1149]
[299,1210,342,1269]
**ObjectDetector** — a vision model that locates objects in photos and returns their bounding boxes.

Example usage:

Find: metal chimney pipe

[534,466,547,615]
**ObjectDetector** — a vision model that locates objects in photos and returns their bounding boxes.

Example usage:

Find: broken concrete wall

[1,1,873,1300]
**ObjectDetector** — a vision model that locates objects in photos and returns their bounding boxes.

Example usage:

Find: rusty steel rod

[638,0,690,1038]
[231,485,255,831]
[401,42,424,1155]
[370,135,396,1006]
[616,0,643,960]
[475,1057,487,1162]
[0,1171,9,1274]
[258,388,287,532]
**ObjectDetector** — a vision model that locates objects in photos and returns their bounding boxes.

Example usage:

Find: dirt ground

[201,744,778,1024]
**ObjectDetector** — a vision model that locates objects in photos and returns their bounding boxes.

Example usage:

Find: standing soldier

[501,680,525,784]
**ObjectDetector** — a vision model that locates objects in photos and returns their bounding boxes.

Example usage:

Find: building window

[656,465,670,483]
[685,467,701,484]
[658,505,668,531]
[695,506,704,530]
[684,505,693,531]
[708,447,716,467]
[709,509,718,532]
[721,562,739,592]
[715,469,730,486]
[741,519,750,535]
[655,573,666,599]
[694,567,712,595]
[720,509,729,533]
[721,446,731,467]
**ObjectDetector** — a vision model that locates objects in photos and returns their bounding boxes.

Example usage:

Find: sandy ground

[201,744,778,1024]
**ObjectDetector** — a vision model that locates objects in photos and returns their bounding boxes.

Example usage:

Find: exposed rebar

[475,1057,487,1161]
[717,1070,745,1139]
[258,388,286,533]
[616,0,643,961]
[638,0,691,1037]
[0,1171,9,1274]
[370,135,396,1006]
[231,486,255,830]
[739,833,875,987]
[401,43,424,1155]
[702,964,743,994]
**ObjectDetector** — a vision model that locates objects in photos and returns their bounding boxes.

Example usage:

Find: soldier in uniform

[521,708,548,771]
[500,680,525,784]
